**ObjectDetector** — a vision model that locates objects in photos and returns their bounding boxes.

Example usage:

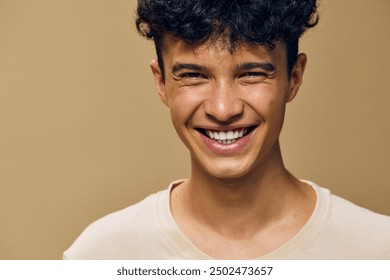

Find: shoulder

[297,181,390,259]
[330,194,390,236]
[318,189,390,258]
[86,190,162,233]
[305,181,390,235]
[63,189,167,259]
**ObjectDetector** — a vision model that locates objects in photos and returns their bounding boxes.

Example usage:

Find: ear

[286,53,307,103]
[150,59,169,107]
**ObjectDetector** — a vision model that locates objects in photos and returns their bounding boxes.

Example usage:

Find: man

[64,0,390,259]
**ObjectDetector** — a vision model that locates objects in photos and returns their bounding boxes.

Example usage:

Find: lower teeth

[217,139,237,145]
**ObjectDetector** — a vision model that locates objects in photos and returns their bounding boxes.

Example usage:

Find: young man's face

[150,36,306,180]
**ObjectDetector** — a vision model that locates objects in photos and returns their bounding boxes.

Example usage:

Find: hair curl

[136,0,319,77]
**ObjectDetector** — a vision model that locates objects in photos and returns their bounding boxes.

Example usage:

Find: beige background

[0,0,389,259]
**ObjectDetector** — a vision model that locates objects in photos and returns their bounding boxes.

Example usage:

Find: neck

[172,142,306,234]
[170,142,316,258]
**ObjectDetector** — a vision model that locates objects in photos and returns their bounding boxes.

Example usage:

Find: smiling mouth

[197,126,257,145]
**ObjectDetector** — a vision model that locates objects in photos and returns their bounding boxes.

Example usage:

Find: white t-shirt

[63,180,390,259]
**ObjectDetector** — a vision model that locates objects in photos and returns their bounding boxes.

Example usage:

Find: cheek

[245,86,286,119]
[168,86,207,125]
[166,92,204,148]
[265,99,287,132]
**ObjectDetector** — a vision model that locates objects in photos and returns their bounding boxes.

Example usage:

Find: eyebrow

[171,62,276,75]
[238,62,276,72]
[171,63,206,75]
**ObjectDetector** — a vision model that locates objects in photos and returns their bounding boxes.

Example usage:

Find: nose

[203,82,244,123]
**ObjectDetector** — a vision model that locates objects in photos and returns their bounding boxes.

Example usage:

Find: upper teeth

[205,128,248,144]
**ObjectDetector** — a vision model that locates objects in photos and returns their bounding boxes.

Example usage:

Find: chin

[202,159,255,181]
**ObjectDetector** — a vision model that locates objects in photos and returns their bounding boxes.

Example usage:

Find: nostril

[203,95,244,123]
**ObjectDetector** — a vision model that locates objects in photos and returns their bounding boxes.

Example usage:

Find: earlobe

[150,60,169,107]
[287,53,307,103]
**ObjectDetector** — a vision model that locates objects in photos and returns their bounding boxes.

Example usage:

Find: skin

[150,36,316,259]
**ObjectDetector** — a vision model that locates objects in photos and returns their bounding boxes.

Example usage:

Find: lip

[196,126,256,155]
[196,125,253,132]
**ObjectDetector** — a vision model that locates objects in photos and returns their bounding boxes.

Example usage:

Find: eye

[240,72,267,78]
[238,71,272,84]
[174,72,208,86]
[180,72,207,79]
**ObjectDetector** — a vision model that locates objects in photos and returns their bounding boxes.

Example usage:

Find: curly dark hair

[136,0,319,78]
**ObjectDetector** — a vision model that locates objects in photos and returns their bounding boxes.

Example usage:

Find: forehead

[161,35,286,67]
